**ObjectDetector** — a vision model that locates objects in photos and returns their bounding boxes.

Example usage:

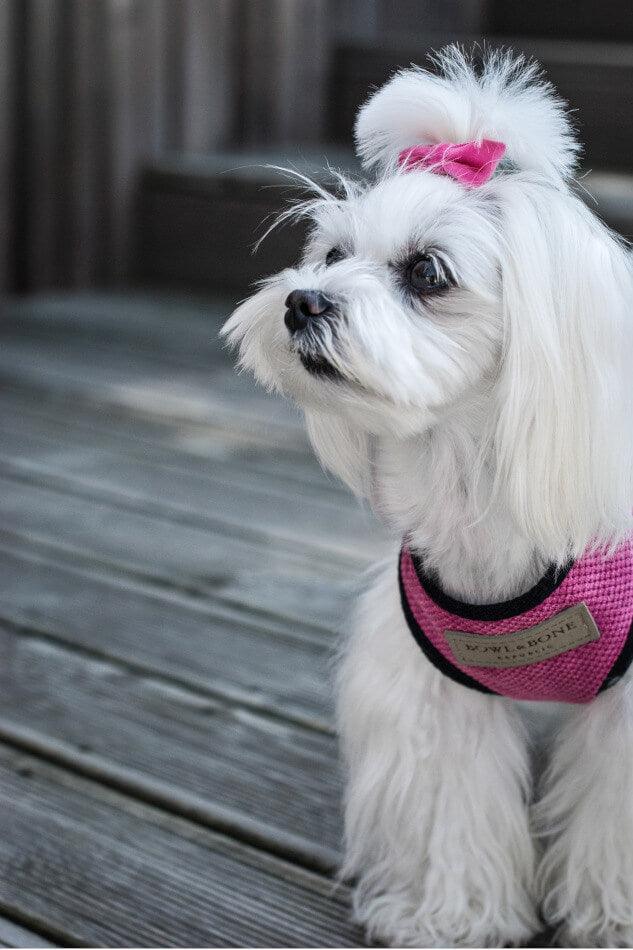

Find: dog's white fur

[223,47,633,947]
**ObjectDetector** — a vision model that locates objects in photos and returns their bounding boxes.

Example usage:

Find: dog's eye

[325,247,345,267]
[407,254,449,293]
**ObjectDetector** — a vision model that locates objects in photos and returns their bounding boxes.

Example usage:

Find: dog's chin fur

[224,46,633,948]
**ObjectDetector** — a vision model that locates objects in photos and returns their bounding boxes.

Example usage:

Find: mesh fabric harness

[399,541,633,703]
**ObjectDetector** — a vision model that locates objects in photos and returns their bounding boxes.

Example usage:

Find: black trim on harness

[599,616,633,692]
[401,547,633,699]
[410,550,574,622]
[398,555,496,695]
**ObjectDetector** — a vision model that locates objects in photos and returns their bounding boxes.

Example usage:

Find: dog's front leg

[536,678,633,947]
[337,560,539,948]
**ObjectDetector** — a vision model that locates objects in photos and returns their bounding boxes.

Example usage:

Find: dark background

[2,0,633,301]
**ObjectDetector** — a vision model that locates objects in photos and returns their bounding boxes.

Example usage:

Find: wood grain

[0,292,373,944]
[0,536,337,729]
[0,477,352,634]
[0,916,56,949]
[0,625,342,866]
[0,746,362,947]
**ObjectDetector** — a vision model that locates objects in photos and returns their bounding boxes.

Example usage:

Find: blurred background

[1,0,633,298]
[0,3,631,947]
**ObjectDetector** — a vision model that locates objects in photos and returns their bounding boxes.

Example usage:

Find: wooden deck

[0,292,388,947]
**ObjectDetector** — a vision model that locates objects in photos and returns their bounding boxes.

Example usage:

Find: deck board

[0,537,335,728]
[0,481,352,633]
[0,746,363,947]
[0,918,56,949]
[0,425,378,564]
[0,625,342,865]
[0,292,381,945]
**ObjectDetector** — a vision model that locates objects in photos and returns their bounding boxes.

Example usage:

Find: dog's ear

[354,45,579,184]
[493,178,633,561]
[303,409,370,497]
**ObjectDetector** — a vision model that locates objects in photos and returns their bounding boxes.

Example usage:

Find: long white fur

[223,46,633,947]
[355,47,580,182]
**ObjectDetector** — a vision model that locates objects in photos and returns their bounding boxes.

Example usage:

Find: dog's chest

[399,541,633,704]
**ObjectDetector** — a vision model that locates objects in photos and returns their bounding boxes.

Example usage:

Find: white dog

[223,47,633,948]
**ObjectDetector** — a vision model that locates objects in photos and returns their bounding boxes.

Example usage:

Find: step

[136,148,633,293]
[329,34,633,172]
[135,148,359,295]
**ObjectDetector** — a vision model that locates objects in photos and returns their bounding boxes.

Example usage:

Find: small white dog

[223,47,633,948]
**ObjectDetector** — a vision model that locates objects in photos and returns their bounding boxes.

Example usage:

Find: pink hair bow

[397,139,506,187]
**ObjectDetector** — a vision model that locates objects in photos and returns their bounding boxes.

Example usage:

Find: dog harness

[399,541,633,703]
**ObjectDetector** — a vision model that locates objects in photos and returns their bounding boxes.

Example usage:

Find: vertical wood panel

[0,0,16,291]
[161,0,186,150]
[12,0,315,290]
[180,0,234,152]
[65,0,102,287]
[104,0,137,284]
[134,0,169,157]
[161,0,235,153]
[23,0,63,289]
[376,0,487,34]
[237,0,329,147]
[332,0,379,40]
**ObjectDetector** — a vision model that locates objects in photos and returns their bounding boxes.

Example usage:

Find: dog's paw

[355,891,537,948]
[554,922,633,948]
[538,837,633,948]
[542,880,633,947]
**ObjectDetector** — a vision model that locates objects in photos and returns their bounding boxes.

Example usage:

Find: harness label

[444,602,600,669]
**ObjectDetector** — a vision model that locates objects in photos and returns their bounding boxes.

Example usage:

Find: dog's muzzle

[284,290,334,335]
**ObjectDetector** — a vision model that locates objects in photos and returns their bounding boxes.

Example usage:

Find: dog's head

[224,47,633,559]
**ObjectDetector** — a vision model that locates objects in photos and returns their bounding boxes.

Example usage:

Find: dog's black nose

[284,290,333,334]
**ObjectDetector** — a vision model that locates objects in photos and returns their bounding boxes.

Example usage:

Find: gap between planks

[0,609,333,737]
[0,470,356,634]
[0,914,57,949]
[0,719,340,877]
[0,622,343,863]
[0,386,335,495]
[0,743,363,947]
[0,453,376,571]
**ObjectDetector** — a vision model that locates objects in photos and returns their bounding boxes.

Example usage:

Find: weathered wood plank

[0,422,381,566]
[0,917,56,949]
[0,385,348,525]
[0,387,345,501]
[0,625,342,865]
[0,538,335,728]
[0,359,312,472]
[0,329,302,437]
[0,745,362,947]
[0,293,307,429]
[0,477,353,633]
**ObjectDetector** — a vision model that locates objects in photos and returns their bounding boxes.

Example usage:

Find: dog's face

[224,47,633,559]
[224,171,501,438]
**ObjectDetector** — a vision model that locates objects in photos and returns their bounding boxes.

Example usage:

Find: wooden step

[136,138,633,293]
[329,34,633,172]
[136,149,359,294]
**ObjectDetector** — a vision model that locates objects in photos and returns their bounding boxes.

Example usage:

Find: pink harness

[394,137,633,702]
[399,542,633,703]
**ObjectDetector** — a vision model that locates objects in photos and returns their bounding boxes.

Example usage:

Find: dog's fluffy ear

[355,46,579,184]
[493,178,633,561]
